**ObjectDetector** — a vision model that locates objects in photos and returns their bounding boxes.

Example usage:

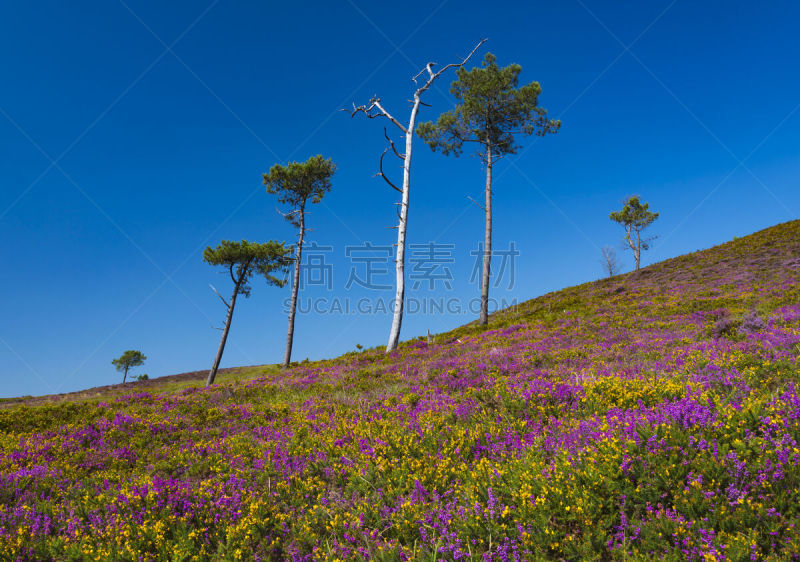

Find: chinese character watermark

[299,242,334,290]
[469,241,520,289]
[344,242,393,290]
[408,242,455,290]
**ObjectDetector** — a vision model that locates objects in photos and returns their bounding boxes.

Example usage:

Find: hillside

[2,221,800,560]
[0,366,276,409]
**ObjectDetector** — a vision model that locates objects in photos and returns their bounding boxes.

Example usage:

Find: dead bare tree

[348,39,486,353]
[600,245,621,277]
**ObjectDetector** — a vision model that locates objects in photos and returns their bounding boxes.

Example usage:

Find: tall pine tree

[264,155,336,367]
[418,53,560,325]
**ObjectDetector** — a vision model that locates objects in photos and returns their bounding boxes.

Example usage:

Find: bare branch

[467,195,486,212]
[600,245,621,277]
[414,38,487,97]
[348,97,407,133]
[346,98,384,121]
[209,284,230,309]
[372,99,406,132]
[276,207,301,219]
[412,63,431,83]
[412,62,437,84]
[434,39,487,79]
[347,100,374,116]
[375,149,402,193]
[383,128,405,160]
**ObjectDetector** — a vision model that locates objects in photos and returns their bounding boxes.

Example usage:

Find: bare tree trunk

[386,98,420,353]
[207,280,240,386]
[625,225,641,271]
[601,246,620,277]
[479,144,493,325]
[283,208,305,367]
[350,39,486,353]
[122,366,128,384]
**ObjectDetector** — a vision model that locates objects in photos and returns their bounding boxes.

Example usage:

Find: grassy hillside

[0,366,279,409]
[2,221,800,560]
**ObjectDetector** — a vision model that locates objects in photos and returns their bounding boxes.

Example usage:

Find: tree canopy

[609,196,659,237]
[609,196,659,270]
[112,350,146,383]
[416,52,560,160]
[203,239,293,386]
[263,155,336,226]
[202,239,293,296]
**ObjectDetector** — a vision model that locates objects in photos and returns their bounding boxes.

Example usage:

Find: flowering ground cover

[2,220,800,561]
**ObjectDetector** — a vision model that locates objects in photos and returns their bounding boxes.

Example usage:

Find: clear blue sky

[1,0,798,398]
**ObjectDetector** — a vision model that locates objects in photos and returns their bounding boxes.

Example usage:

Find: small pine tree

[112,350,146,384]
[609,196,659,271]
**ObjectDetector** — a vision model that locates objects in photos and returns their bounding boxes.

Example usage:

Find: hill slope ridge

[2,220,800,560]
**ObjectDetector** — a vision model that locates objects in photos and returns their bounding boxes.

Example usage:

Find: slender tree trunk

[283,207,305,367]
[479,143,493,325]
[386,98,420,353]
[122,366,128,384]
[207,279,240,386]
[360,41,484,351]
[626,225,640,271]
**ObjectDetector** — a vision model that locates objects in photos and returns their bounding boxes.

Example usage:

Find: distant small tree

[264,155,336,368]
[600,245,621,277]
[204,240,293,386]
[609,196,659,271]
[417,52,560,325]
[112,350,146,384]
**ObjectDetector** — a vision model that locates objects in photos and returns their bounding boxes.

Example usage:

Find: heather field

[3,221,800,561]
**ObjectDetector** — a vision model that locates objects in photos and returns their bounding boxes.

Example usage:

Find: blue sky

[1,0,798,397]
